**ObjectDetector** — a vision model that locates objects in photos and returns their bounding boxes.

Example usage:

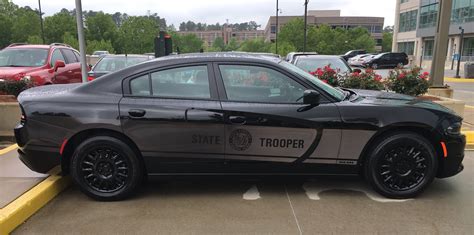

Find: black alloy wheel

[365,132,437,199]
[71,136,143,201]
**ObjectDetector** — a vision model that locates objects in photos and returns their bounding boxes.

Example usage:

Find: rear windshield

[0,48,48,67]
[93,56,150,72]
[295,57,351,74]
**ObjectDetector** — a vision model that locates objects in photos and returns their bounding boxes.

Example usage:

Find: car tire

[364,132,438,199]
[70,136,143,201]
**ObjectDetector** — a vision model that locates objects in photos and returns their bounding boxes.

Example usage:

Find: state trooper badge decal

[229,129,252,151]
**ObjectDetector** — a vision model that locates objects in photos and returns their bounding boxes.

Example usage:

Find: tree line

[0,0,392,55]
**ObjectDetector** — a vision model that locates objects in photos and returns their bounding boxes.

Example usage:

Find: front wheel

[364,132,438,199]
[70,136,143,201]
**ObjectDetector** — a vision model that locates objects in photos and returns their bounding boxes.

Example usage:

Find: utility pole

[455,27,464,78]
[275,0,279,54]
[75,0,88,83]
[430,0,453,87]
[38,0,45,44]
[303,0,309,52]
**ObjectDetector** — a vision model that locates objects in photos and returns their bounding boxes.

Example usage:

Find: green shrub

[340,68,384,90]
[0,79,33,97]
[386,67,430,96]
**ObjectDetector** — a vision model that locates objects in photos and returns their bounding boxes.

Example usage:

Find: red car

[0,43,85,85]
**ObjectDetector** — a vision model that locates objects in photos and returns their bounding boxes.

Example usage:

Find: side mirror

[353,68,362,73]
[303,90,321,105]
[54,60,65,71]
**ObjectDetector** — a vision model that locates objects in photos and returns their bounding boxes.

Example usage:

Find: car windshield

[279,60,345,101]
[93,56,149,72]
[0,48,48,67]
[294,57,351,74]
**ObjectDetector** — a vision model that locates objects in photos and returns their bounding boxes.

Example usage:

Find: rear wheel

[364,132,437,199]
[70,136,143,201]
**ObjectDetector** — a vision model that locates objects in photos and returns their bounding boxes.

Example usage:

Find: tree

[11,6,42,43]
[62,32,79,49]
[277,18,305,51]
[212,37,225,51]
[171,33,203,53]
[271,41,296,57]
[27,35,43,44]
[382,31,393,52]
[225,38,240,51]
[238,38,271,52]
[85,12,117,42]
[0,14,12,48]
[44,9,76,43]
[86,39,115,54]
[118,16,159,54]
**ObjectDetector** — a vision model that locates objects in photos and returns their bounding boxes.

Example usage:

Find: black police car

[15,53,465,200]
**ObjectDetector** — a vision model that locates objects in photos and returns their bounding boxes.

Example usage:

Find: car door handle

[128,109,146,118]
[229,116,246,125]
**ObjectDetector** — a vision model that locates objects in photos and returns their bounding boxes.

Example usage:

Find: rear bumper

[437,134,466,178]
[15,123,60,174]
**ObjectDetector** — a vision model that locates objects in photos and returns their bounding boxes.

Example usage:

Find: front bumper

[437,134,466,178]
[15,123,60,174]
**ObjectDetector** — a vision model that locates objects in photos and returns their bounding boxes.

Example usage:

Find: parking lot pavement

[13,151,473,234]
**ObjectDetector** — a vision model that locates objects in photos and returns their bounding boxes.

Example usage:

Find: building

[392,0,474,69]
[263,10,385,51]
[177,27,265,48]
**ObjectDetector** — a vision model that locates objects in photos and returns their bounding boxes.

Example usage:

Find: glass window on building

[399,10,418,32]
[401,0,410,3]
[451,0,474,24]
[398,41,415,55]
[462,37,474,58]
[420,0,439,28]
[423,40,435,57]
[270,25,276,34]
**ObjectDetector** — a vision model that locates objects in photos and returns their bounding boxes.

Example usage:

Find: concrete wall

[0,102,20,136]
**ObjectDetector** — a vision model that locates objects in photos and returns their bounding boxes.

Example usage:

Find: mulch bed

[0,95,17,102]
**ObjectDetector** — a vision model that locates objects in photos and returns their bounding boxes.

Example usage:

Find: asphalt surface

[13,151,473,234]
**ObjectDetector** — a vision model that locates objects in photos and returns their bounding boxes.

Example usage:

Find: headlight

[446,122,462,135]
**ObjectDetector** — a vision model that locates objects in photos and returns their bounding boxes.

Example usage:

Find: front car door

[49,49,69,84]
[214,62,343,173]
[60,49,82,83]
[119,63,226,174]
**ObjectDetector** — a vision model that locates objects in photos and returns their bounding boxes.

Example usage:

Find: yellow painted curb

[0,166,71,234]
[463,131,474,150]
[445,77,474,83]
[465,105,474,110]
[0,144,18,156]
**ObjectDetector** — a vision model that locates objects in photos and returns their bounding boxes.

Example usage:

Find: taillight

[20,105,26,124]
[87,76,95,81]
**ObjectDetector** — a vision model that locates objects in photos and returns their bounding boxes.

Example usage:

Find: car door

[214,62,342,173]
[119,63,226,174]
[60,49,82,83]
[49,49,69,84]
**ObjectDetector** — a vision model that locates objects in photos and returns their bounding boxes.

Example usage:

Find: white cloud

[12,0,395,28]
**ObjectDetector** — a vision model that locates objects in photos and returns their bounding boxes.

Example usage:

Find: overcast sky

[13,0,395,28]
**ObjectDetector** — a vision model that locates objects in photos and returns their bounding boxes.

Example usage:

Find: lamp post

[38,0,45,43]
[275,0,279,54]
[75,0,88,83]
[455,26,464,78]
[303,0,309,52]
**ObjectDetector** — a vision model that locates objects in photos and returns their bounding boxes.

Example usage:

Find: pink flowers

[420,71,430,80]
[374,74,382,82]
[398,73,406,79]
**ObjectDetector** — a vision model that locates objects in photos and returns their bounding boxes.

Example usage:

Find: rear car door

[60,48,82,83]
[214,62,342,173]
[119,63,226,174]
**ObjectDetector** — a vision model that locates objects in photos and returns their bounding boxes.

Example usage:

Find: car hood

[18,83,83,103]
[351,89,456,115]
[0,67,44,79]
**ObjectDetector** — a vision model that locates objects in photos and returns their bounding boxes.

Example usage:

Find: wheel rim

[80,147,130,193]
[376,145,429,191]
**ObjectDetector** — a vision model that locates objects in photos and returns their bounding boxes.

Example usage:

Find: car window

[94,57,149,72]
[0,48,48,67]
[61,49,78,64]
[219,65,306,103]
[50,49,65,67]
[150,66,210,99]
[130,74,151,96]
[295,57,351,74]
[73,51,81,61]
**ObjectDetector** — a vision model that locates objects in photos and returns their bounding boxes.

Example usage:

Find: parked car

[341,49,366,61]
[92,51,110,57]
[362,52,408,69]
[88,54,154,81]
[285,52,318,63]
[0,43,85,85]
[293,55,357,74]
[348,54,377,67]
[15,52,465,200]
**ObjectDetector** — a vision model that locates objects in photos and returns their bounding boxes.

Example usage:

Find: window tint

[61,49,78,64]
[219,65,306,103]
[50,49,65,67]
[130,74,151,96]
[150,66,210,99]
[73,51,81,61]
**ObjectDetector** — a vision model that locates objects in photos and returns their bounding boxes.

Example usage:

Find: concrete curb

[463,131,474,150]
[0,146,71,234]
[444,77,474,83]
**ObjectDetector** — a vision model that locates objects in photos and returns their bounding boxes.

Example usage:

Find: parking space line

[0,144,18,156]
[285,185,303,235]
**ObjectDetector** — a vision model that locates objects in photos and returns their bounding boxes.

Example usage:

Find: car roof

[3,44,74,50]
[294,55,343,59]
[101,54,152,58]
[145,52,282,64]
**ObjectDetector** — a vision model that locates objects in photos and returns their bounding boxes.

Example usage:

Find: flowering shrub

[0,79,33,97]
[340,68,384,90]
[386,67,430,96]
[309,65,340,87]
